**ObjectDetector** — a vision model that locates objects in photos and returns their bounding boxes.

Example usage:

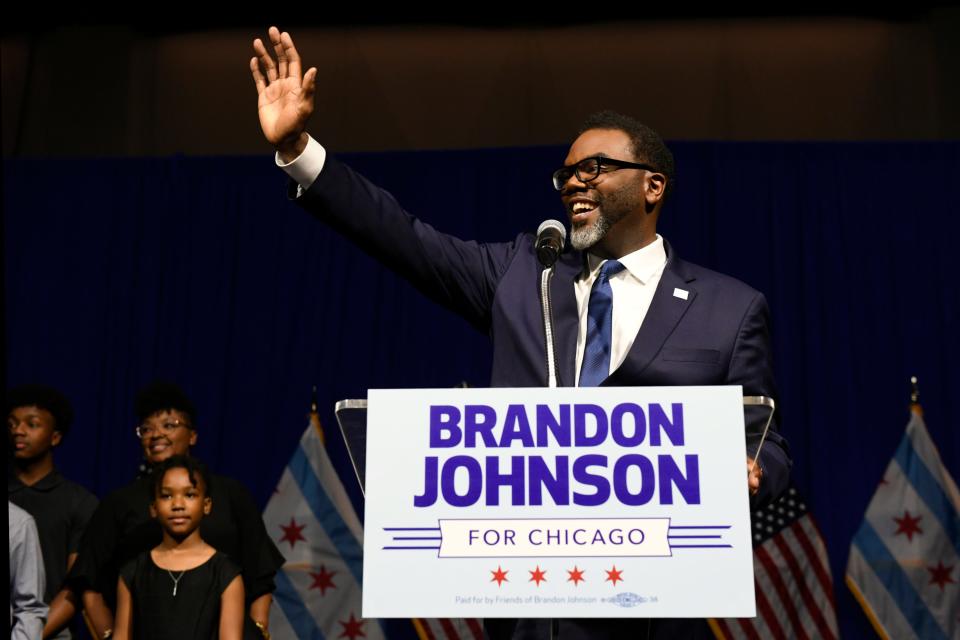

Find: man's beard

[570,214,612,251]
[568,184,642,251]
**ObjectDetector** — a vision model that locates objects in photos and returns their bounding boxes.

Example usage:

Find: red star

[279,517,307,549]
[605,565,624,587]
[927,561,956,592]
[567,566,585,586]
[337,613,366,639]
[893,511,923,542]
[529,565,547,586]
[490,565,509,587]
[309,565,338,595]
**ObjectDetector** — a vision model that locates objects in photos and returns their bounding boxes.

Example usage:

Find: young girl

[114,455,244,640]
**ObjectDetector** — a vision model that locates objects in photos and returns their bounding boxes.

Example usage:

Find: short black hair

[6,385,75,437]
[579,110,676,201]
[135,381,197,426]
[153,454,212,498]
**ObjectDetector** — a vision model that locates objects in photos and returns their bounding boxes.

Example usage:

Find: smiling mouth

[569,200,599,223]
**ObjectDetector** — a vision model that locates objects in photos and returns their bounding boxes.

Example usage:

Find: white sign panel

[362,386,755,618]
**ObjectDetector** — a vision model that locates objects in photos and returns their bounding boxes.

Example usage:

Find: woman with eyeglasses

[64,382,283,640]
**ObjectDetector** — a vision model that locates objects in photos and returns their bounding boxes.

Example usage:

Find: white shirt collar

[583,235,667,284]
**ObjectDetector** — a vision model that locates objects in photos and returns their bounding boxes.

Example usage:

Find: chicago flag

[846,410,960,639]
[264,417,387,640]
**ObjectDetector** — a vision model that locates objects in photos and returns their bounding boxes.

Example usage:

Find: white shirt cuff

[275,135,327,190]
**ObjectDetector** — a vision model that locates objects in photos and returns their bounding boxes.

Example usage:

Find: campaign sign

[362,386,756,618]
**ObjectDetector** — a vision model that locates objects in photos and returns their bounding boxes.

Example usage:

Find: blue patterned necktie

[579,260,626,387]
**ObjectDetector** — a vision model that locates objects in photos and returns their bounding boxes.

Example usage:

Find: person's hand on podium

[747,457,763,497]
[250,26,316,163]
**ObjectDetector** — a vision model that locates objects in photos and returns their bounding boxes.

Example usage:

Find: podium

[334,386,774,618]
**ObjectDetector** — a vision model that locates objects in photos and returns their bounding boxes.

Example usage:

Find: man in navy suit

[251,27,790,639]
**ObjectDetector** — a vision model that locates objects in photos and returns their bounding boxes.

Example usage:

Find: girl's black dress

[120,551,241,640]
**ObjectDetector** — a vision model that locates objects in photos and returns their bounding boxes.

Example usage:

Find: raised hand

[250,27,317,159]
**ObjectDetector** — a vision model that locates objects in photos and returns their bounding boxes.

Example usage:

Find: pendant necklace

[166,569,186,596]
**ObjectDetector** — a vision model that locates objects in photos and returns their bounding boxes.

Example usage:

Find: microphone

[536,219,567,268]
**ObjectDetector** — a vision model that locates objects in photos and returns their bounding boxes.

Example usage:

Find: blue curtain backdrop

[5,142,959,638]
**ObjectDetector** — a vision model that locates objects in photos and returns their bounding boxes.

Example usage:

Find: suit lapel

[605,247,697,386]
[549,251,583,387]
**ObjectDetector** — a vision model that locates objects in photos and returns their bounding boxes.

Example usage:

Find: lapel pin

[673,288,689,300]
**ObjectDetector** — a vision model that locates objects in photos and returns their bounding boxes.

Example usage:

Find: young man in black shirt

[8,384,99,640]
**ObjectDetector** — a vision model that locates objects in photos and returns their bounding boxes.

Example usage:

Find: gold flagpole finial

[910,376,923,417]
[309,385,325,444]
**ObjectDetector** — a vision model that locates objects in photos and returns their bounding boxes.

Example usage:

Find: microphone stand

[538,226,562,639]
[540,266,559,387]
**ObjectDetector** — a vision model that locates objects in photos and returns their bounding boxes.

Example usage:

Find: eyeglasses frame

[135,419,191,439]
[552,156,659,191]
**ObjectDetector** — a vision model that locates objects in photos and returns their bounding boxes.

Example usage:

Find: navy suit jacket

[297,155,790,507]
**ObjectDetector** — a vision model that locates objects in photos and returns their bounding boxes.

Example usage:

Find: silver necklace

[166,569,186,596]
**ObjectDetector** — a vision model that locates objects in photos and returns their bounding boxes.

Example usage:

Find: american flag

[709,486,839,640]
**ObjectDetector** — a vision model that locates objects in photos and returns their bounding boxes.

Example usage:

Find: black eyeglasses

[552,156,658,191]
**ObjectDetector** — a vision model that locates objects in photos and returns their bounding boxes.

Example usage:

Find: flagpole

[410,618,431,640]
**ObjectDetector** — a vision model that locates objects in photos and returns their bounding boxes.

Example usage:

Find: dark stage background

[5,142,959,638]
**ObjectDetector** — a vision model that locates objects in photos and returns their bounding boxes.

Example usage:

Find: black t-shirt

[8,468,99,601]
[68,472,283,611]
[120,551,241,640]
